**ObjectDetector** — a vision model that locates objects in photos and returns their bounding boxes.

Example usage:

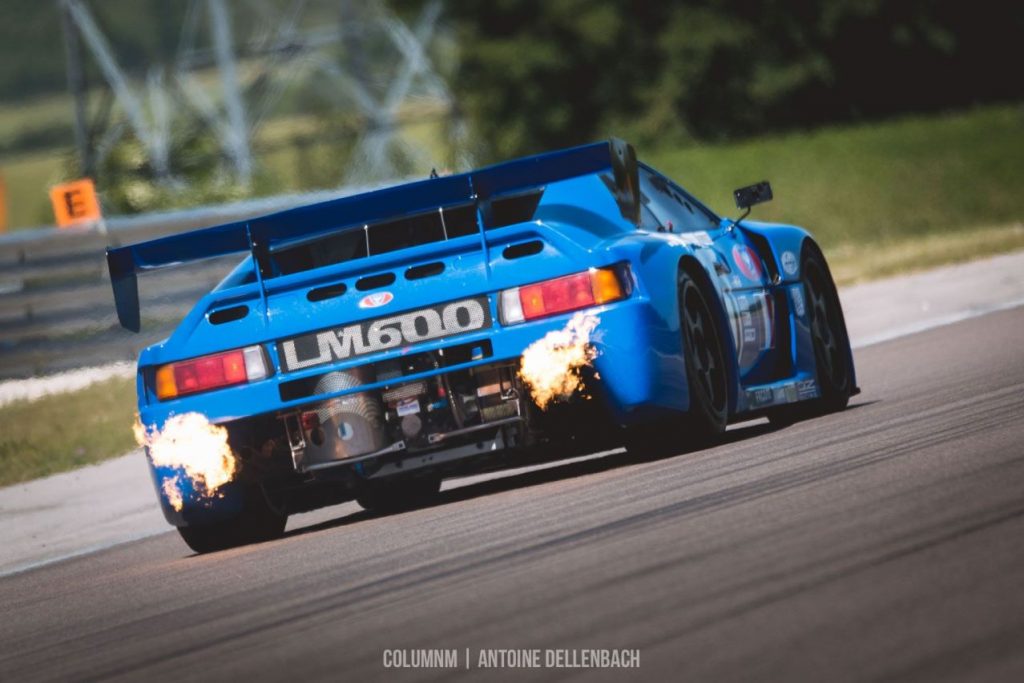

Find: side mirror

[733,181,773,210]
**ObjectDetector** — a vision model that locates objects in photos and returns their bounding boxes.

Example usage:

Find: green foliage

[644,105,1024,246]
[826,223,1024,286]
[447,0,1023,161]
[0,0,188,100]
[0,377,137,486]
[92,127,278,215]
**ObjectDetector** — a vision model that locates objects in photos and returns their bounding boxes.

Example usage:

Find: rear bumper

[142,295,688,525]
[139,295,685,428]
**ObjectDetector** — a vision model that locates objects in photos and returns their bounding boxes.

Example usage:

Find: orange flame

[134,413,238,511]
[518,312,599,410]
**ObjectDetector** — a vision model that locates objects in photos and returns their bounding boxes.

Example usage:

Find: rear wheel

[626,268,728,457]
[356,474,442,513]
[770,245,852,425]
[177,488,287,554]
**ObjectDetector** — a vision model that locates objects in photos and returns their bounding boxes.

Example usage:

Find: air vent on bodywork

[307,282,347,302]
[744,231,780,283]
[503,240,544,260]
[484,189,544,229]
[270,203,479,278]
[208,305,248,325]
[356,273,396,291]
[406,262,445,280]
[369,205,478,254]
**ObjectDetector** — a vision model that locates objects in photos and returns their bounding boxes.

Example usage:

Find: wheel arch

[739,220,813,284]
[799,238,858,395]
[677,255,741,417]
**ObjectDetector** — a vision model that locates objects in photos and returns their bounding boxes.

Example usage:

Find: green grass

[645,105,1024,248]
[0,92,73,151]
[827,222,1024,285]
[1,149,70,228]
[0,376,138,487]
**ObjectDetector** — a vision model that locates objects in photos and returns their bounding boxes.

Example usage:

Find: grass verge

[826,222,1024,285]
[646,104,1023,248]
[0,376,137,487]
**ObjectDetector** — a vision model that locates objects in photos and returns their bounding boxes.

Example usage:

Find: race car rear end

[112,140,686,549]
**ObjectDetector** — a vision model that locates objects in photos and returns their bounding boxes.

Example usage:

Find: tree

[444,0,1024,161]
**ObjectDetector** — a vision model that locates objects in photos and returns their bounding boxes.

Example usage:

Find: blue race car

[108,139,856,552]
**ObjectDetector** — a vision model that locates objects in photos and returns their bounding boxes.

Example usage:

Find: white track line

[852,296,1024,349]
[0,531,171,578]
[0,361,135,408]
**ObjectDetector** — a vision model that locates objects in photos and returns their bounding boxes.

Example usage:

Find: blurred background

[0,0,1022,482]
[1,0,1020,229]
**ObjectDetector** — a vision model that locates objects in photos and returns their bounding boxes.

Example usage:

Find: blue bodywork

[109,140,855,527]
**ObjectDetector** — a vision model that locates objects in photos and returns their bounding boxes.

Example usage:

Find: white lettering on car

[279,297,490,371]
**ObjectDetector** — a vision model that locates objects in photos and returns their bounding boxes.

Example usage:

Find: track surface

[2,307,1023,681]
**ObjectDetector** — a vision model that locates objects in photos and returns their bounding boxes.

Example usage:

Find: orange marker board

[50,178,101,228]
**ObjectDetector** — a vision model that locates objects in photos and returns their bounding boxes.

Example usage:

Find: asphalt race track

[2,306,1023,682]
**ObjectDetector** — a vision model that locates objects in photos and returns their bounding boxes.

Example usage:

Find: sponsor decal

[279,296,491,371]
[748,387,773,407]
[359,291,394,309]
[790,286,806,317]
[726,292,776,374]
[396,397,421,416]
[731,244,763,281]
[781,250,799,276]
[796,379,818,400]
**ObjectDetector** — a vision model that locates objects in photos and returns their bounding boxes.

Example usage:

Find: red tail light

[500,266,629,324]
[156,346,268,400]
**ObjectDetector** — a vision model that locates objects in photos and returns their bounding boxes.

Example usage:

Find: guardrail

[0,182,394,379]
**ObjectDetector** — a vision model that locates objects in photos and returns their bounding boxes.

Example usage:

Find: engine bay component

[282,362,523,472]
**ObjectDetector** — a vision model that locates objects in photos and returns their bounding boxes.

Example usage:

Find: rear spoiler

[107,138,639,331]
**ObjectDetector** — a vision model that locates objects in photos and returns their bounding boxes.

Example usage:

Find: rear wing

[107,138,639,331]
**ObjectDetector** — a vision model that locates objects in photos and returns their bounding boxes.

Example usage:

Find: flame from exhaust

[160,478,185,512]
[518,312,600,410]
[134,413,238,511]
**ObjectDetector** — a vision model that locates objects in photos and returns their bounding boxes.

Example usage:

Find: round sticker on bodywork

[781,250,799,276]
[359,291,394,309]
[731,244,763,281]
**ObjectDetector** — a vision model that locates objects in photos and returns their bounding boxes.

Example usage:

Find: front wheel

[770,244,853,425]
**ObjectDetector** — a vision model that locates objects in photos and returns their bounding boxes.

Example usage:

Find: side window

[639,168,718,234]
[638,201,663,232]
[600,172,663,232]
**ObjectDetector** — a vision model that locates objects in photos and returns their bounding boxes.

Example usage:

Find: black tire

[356,474,442,513]
[626,267,728,456]
[770,245,852,425]
[177,488,287,554]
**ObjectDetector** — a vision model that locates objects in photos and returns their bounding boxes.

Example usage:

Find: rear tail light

[155,346,269,400]
[500,265,629,325]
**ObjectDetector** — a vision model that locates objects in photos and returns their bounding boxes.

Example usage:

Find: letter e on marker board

[50,178,101,228]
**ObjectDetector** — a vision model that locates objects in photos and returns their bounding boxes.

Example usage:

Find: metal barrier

[0,183,393,379]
